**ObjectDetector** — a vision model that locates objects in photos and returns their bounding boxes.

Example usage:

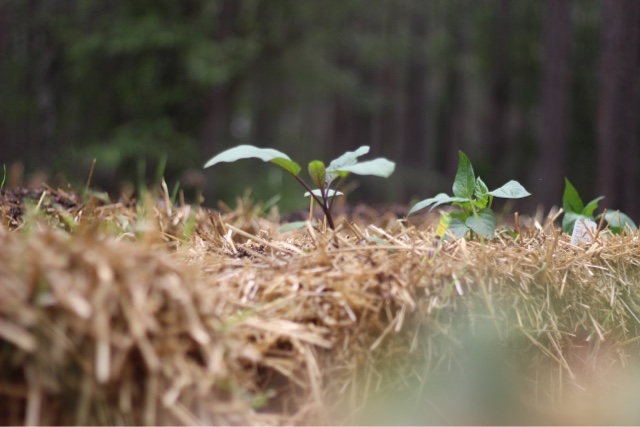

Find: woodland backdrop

[2,0,640,217]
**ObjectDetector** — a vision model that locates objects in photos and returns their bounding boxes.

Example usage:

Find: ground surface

[2,186,640,425]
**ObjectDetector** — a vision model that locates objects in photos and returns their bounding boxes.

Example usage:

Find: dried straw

[2,187,640,425]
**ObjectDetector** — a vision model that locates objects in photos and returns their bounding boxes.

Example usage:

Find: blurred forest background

[2,0,640,217]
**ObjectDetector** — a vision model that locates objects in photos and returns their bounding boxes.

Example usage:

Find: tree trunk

[328,45,355,159]
[535,0,572,210]
[397,7,430,200]
[200,0,241,157]
[482,0,512,183]
[597,0,640,215]
[402,8,429,171]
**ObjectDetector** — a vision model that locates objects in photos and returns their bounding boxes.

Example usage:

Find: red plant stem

[328,176,347,212]
[292,175,335,229]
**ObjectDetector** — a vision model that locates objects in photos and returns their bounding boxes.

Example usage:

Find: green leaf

[582,196,604,217]
[308,160,326,189]
[408,193,470,215]
[452,151,476,199]
[335,158,395,177]
[474,177,490,208]
[279,221,318,233]
[500,227,519,239]
[326,146,370,182]
[465,208,497,239]
[366,236,388,245]
[304,189,343,198]
[452,200,475,214]
[562,211,592,234]
[203,145,301,176]
[447,217,470,239]
[449,210,467,221]
[488,180,531,199]
[603,211,637,233]
[474,177,489,199]
[562,178,584,214]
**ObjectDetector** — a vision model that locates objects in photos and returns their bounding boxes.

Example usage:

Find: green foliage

[1,0,607,206]
[561,178,637,234]
[204,145,395,229]
[308,161,327,189]
[204,145,301,176]
[1,164,5,190]
[408,151,530,239]
[279,220,319,233]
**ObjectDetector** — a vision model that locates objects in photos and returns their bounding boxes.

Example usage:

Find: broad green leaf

[308,160,326,189]
[604,210,637,233]
[447,217,470,239]
[465,208,496,239]
[488,180,531,199]
[336,158,395,177]
[474,177,490,209]
[583,196,604,216]
[562,178,584,214]
[452,151,476,199]
[562,211,591,234]
[279,221,318,233]
[304,189,343,198]
[203,145,301,176]
[474,177,489,199]
[408,193,470,215]
[326,146,370,182]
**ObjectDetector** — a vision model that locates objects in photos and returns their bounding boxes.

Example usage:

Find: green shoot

[408,151,530,239]
[562,178,637,234]
[204,145,395,230]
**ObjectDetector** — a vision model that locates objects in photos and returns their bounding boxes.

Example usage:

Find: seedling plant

[561,178,637,234]
[408,151,530,239]
[204,145,395,230]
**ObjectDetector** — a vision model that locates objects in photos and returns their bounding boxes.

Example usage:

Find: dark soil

[0,187,116,227]
[2,186,432,230]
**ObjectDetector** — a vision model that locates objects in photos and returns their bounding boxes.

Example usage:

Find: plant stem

[328,176,347,212]
[293,175,335,229]
[469,203,486,246]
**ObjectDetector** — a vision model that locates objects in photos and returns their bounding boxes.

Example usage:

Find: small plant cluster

[204,145,637,241]
[407,151,530,239]
[204,145,394,230]
[562,178,637,234]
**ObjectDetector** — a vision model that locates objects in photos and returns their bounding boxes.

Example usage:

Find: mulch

[2,185,640,425]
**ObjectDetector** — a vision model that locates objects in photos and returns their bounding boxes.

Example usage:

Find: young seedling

[203,145,395,230]
[561,178,637,234]
[408,150,530,239]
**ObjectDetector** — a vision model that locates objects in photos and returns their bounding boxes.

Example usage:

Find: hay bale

[2,187,640,425]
